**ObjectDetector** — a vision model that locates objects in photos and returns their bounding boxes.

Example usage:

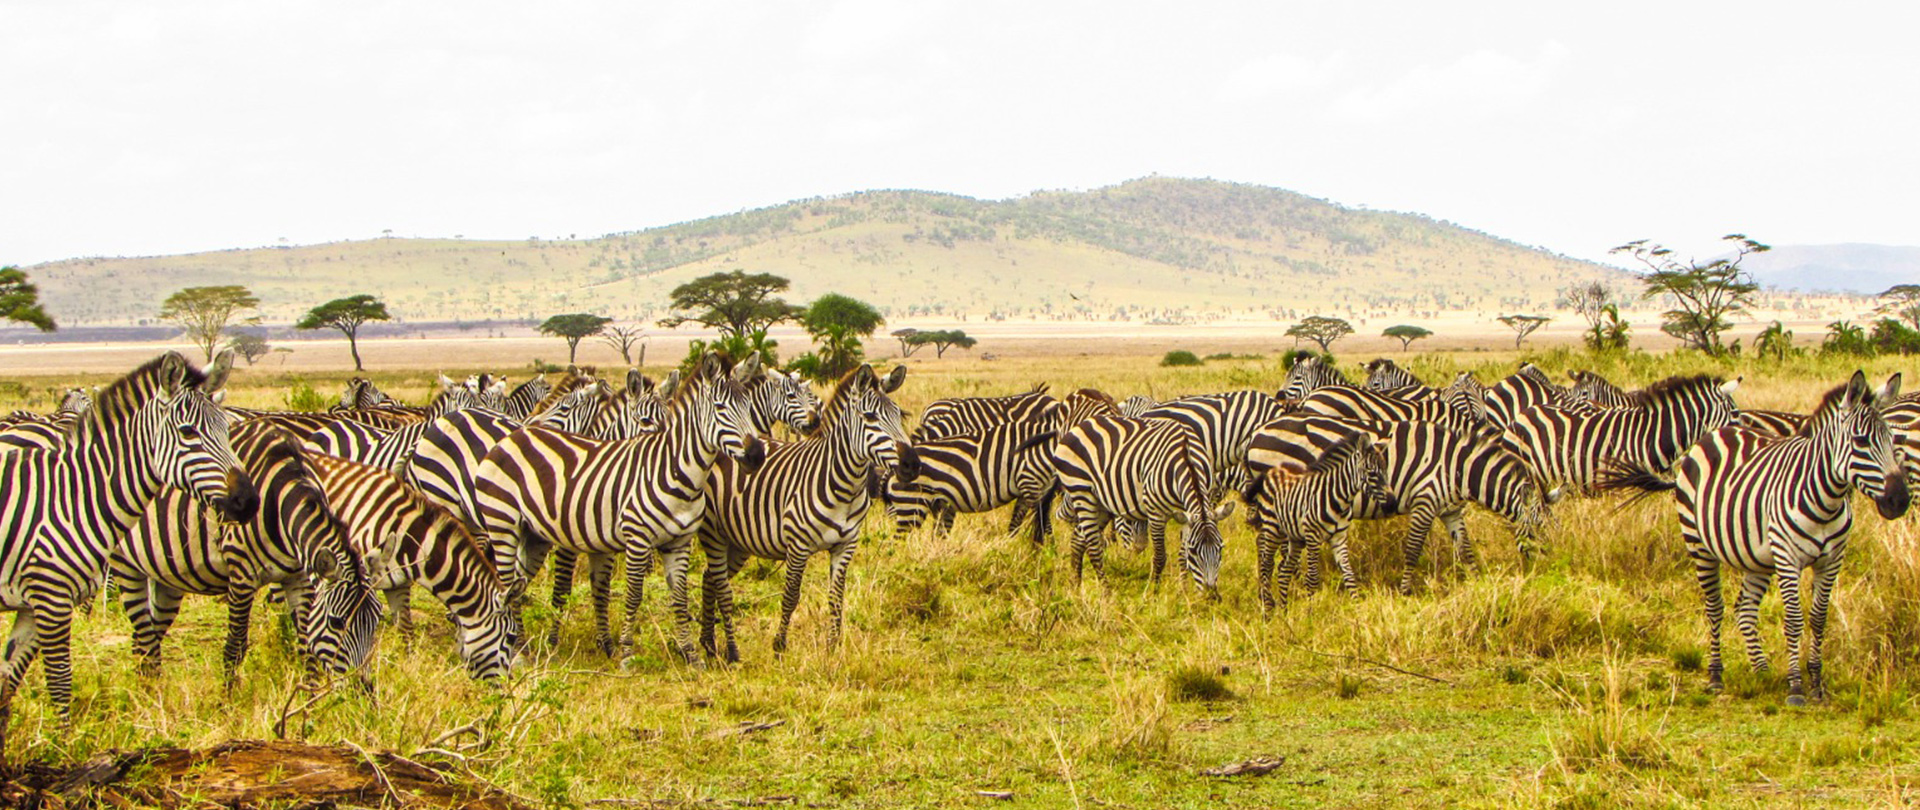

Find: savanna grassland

[5,347,1920,808]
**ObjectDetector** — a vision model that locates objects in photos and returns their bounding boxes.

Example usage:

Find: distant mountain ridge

[1739,244,1920,294]
[29,177,1626,327]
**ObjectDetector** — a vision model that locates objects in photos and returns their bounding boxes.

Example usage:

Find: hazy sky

[5,1,1915,267]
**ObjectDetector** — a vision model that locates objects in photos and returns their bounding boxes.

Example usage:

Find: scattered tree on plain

[295,294,391,371]
[794,293,885,381]
[905,329,977,358]
[1286,316,1353,352]
[657,270,803,336]
[227,331,271,365]
[0,267,55,332]
[599,323,648,366]
[1754,321,1796,360]
[539,313,613,363]
[1565,281,1631,351]
[1876,285,1920,331]
[893,328,923,356]
[1497,314,1551,349]
[1381,325,1431,352]
[160,285,259,362]
[1613,235,1765,355]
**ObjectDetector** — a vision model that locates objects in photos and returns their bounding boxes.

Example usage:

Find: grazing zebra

[1248,415,1552,594]
[117,420,380,681]
[1044,414,1225,592]
[1485,363,1582,429]
[1246,432,1386,611]
[1567,369,1634,409]
[1600,372,1909,704]
[304,452,516,679]
[1118,395,1158,418]
[475,354,764,662]
[500,375,552,421]
[699,364,916,663]
[0,352,257,743]
[886,419,1057,536]
[1736,409,1808,437]
[1365,358,1426,392]
[1278,355,1350,401]
[914,384,1055,442]
[1501,374,1741,493]
[1298,374,1489,435]
[1011,388,1123,544]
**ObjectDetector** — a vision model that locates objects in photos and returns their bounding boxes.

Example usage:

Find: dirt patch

[1,739,535,809]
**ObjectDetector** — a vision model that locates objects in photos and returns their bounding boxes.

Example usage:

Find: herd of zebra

[0,349,1908,752]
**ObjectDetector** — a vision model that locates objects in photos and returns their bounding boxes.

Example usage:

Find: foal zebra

[886,419,1057,536]
[1246,432,1386,611]
[1045,414,1225,593]
[475,354,764,662]
[1501,374,1740,494]
[1601,372,1909,704]
[699,364,917,662]
[0,352,257,744]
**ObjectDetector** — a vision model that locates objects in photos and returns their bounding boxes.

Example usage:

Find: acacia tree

[1612,234,1766,354]
[1498,314,1551,349]
[599,323,648,366]
[1564,281,1631,351]
[797,293,885,380]
[227,331,271,365]
[906,329,976,358]
[1286,316,1353,352]
[657,270,803,336]
[1381,324,1431,352]
[1876,285,1920,331]
[296,294,391,371]
[0,267,55,332]
[540,313,613,363]
[160,285,259,362]
[893,328,923,357]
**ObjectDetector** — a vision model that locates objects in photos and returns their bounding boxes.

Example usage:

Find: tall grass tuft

[1550,658,1672,774]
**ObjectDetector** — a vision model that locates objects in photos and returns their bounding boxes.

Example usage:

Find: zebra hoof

[1785,694,1807,707]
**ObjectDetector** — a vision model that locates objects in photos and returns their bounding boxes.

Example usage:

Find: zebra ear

[203,351,235,393]
[733,353,765,384]
[626,369,651,396]
[437,373,457,389]
[658,370,682,399]
[1877,373,1902,404]
[210,389,228,405]
[1544,486,1564,505]
[882,365,908,394]
[1720,377,1742,396]
[1212,501,1236,521]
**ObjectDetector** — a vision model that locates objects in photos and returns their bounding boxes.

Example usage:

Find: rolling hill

[27,177,1626,328]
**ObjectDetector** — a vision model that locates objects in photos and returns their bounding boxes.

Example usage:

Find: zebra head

[476,373,510,411]
[304,538,385,677]
[57,387,92,418]
[595,370,662,440]
[135,351,258,523]
[1169,500,1235,597]
[673,352,766,471]
[1443,371,1491,430]
[1825,371,1910,520]
[338,377,393,409]
[830,364,919,482]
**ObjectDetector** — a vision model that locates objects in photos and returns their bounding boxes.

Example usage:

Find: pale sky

[5,1,1916,268]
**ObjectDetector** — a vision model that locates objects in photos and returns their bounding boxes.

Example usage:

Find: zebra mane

[1067,388,1117,408]
[530,371,599,413]
[507,376,545,397]
[1626,374,1723,408]
[1796,379,1874,438]
[1308,431,1371,474]
[1514,363,1556,387]
[816,364,879,428]
[80,351,206,437]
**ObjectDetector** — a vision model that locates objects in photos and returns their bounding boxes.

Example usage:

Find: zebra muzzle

[738,436,767,473]
[216,468,260,523]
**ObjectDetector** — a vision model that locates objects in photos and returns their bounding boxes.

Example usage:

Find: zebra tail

[1031,482,1057,546]
[1594,460,1677,510]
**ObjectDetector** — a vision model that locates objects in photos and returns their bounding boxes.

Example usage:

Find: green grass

[5,348,1920,806]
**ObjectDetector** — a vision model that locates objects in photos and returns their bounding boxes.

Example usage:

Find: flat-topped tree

[893,328,923,357]
[906,329,976,358]
[296,294,391,371]
[0,267,55,332]
[540,313,613,363]
[800,293,885,380]
[160,285,259,363]
[657,270,803,337]
[1876,285,1920,331]
[1382,325,1431,352]
[1497,314,1551,349]
[1286,316,1352,352]
[1613,234,1765,355]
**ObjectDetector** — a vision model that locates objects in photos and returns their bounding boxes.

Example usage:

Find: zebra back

[1736,409,1808,438]
[1485,363,1576,429]
[915,384,1055,442]
[1139,390,1290,496]
[1502,374,1740,493]
[1568,370,1634,409]
[1365,358,1425,391]
[1118,395,1158,418]
[886,420,1055,534]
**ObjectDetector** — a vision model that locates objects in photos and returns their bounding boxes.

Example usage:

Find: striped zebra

[1010,388,1123,544]
[303,451,516,679]
[1044,414,1225,593]
[1140,390,1291,492]
[1118,395,1158,418]
[1248,415,1553,594]
[1600,372,1909,704]
[116,420,380,682]
[747,369,819,436]
[0,352,257,742]
[499,375,552,420]
[1567,369,1634,409]
[1736,409,1808,438]
[306,375,495,470]
[698,364,916,663]
[0,389,95,454]
[1878,394,1920,483]
[1245,432,1386,611]
[914,384,1054,442]
[1365,358,1426,392]
[475,354,765,662]
[1298,374,1490,435]
[1501,374,1741,494]
[885,419,1057,536]
[1485,363,1581,430]
[1278,355,1350,401]
[338,377,397,409]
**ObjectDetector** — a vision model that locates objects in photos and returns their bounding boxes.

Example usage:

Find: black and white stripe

[1043,414,1224,593]
[1501,374,1741,493]
[1245,432,1385,611]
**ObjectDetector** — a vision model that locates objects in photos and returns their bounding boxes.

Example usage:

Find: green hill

[28,177,1624,327]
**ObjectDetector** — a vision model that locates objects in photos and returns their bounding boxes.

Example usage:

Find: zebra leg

[1771,545,1808,706]
[1328,523,1361,599]
[697,537,722,659]
[1691,550,1728,693]
[222,581,259,687]
[1732,570,1772,675]
[1302,532,1324,593]
[1805,548,1844,702]
[1150,522,1168,585]
[23,594,77,728]
[385,586,415,645]
[1441,507,1476,572]
[0,608,43,761]
[772,545,813,656]
[824,540,860,651]
[1007,498,1032,536]
[656,538,701,667]
[935,503,958,538]
[1398,505,1440,596]
[136,584,185,677]
[549,547,579,614]
[1066,498,1110,584]
[619,541,655,650]
[587,552,617,658]
[1256,524,1279,613]
[1274,535,1306,612]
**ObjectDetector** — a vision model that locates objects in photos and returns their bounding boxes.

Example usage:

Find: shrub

[283,382,327,412]
[1167,665,1234,702]
[1160,350,1203,367]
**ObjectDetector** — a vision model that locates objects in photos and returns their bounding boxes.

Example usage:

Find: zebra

[1248,415,1552,594]
[1043,413,1226,593]
[305,374,494,471]
[1245,432,1386,611]
[1364,358,1426,392]
[885,419,1057,536]
[1485,363,1583,430]
[475,353,765,662]
[1010,388,1123,544]
[1118,395,1158,418]
[338,377,397,410]
[1501,374,1741,494]
[500,375,552,421]
[0,390,93,454]
[1139,390,1291,494]
[1278,354,1350,401]
[116,420,381,682]
[303,451,516,679]
[1600,372,1909,704]
[914,384,1055,442]
[0,352,257,744]
[1298,374,1490,435]
[1567,369,1635,409]
[746,369,819,437]
[698,364,917,663]
[1736,409,1808,438]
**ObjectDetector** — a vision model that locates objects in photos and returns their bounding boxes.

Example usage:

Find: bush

[284,382,327,412]
[1167,665,1234,701]
[1872,318,1920,355]
[1160,350,1203,367]
[530,358,565,374]
[1281,349,1333,370]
